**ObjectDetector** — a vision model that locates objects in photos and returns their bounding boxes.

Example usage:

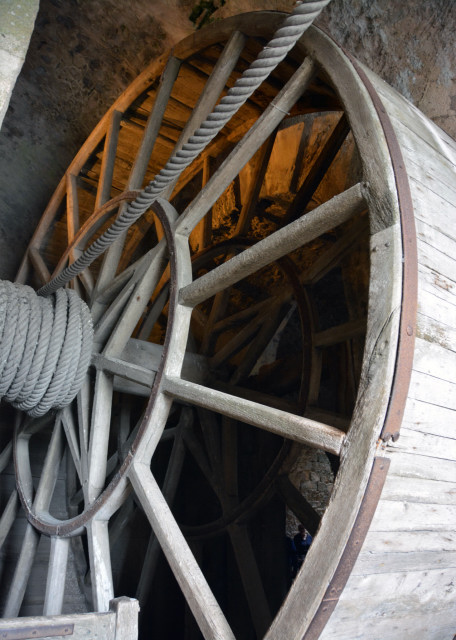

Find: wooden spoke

[0,440,12,473]
[161,31,246,201]
[28,247,51,286]
[87,371,113,502]
[3,525,40,618]
[163,377,345,455]
[209,304,268,370]
[283,113,350,224]
[91,56,181,308]
[275,475,321,536]
[95,110,122,211]
[313,317,366,348]
[103,243,169,358]
[176,57,317,237]
[180,183,366,308]
[229,301,290,385]
[87,519,114,612]
[4,420,64,616]
[43,537,70,615]
[130,462,236,640]
[61,407,82,483]
[66,173,80,251]
[235,130,278,236]
[227,523,272,637]
[0,490,18,549]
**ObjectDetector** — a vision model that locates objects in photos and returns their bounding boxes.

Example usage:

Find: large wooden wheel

[0,13,404,640]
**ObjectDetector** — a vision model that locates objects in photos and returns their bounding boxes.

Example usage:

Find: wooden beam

[180,183,366,308]
[283,113,350,224]
[130,462,236,640]
[276,474,321,536]
[163,376,345,455]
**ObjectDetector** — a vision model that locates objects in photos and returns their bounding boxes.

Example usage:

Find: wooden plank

[321,568,456,640]
[412,336,456,383]
[398,149,456,211]
[388,112,456,192]
[418,258,456,300]
[387,426,456,463]
[90,56,181,311]
[130,462,236,640]
[162,30,246,200]
[369,499,456,532]
[416,217,456,268]
[387,448,456,483]
[29,247,51,286]
[408,369,456,411]
[361,528,456,555]
[0,609,117,639]
[365,63,456,160]
[408,175,456,242]
[401,397,456,439]
[235,131,277,235]
[180,183,366,307]
[163,376,345,455]
[417,311,456,354]
[380,472,456,505]
[227,523,272,638]
[417,237,456,287]
[354,548,456,576]
[3,524,41,617]
[110,597,140,640]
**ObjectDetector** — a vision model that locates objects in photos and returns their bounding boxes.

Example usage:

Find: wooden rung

[163,376,345,455]
[180,183,367,308]
[314,317,366,347]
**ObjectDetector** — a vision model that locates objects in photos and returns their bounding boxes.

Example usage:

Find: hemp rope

[0,281,93,417]
[1,1,330,416]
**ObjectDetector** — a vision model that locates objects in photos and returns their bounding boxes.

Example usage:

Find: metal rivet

[406,325,413,336]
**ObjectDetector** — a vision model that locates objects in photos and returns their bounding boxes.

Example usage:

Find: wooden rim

[2,14,413,638]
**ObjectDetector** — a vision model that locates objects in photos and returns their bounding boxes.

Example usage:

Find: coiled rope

[38,0,331,297]
[1,1,330,417]
[0,281,93,417]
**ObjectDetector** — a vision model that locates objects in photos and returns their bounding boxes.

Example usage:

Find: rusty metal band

[346,54,418,443]
[13,199,179,537]
[302,456,390,640]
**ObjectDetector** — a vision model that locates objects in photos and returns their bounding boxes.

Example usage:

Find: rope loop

[0,281,93,417]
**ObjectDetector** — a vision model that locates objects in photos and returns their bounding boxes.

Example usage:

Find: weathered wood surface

[0,597,139,640]
[320,47,456,640]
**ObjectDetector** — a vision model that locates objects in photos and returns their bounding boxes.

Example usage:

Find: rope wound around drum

[0,281,93,417]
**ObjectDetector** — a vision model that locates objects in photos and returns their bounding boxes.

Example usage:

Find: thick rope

[0,2,330,417]
[0,281,93,417]
[38,0,331,297]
